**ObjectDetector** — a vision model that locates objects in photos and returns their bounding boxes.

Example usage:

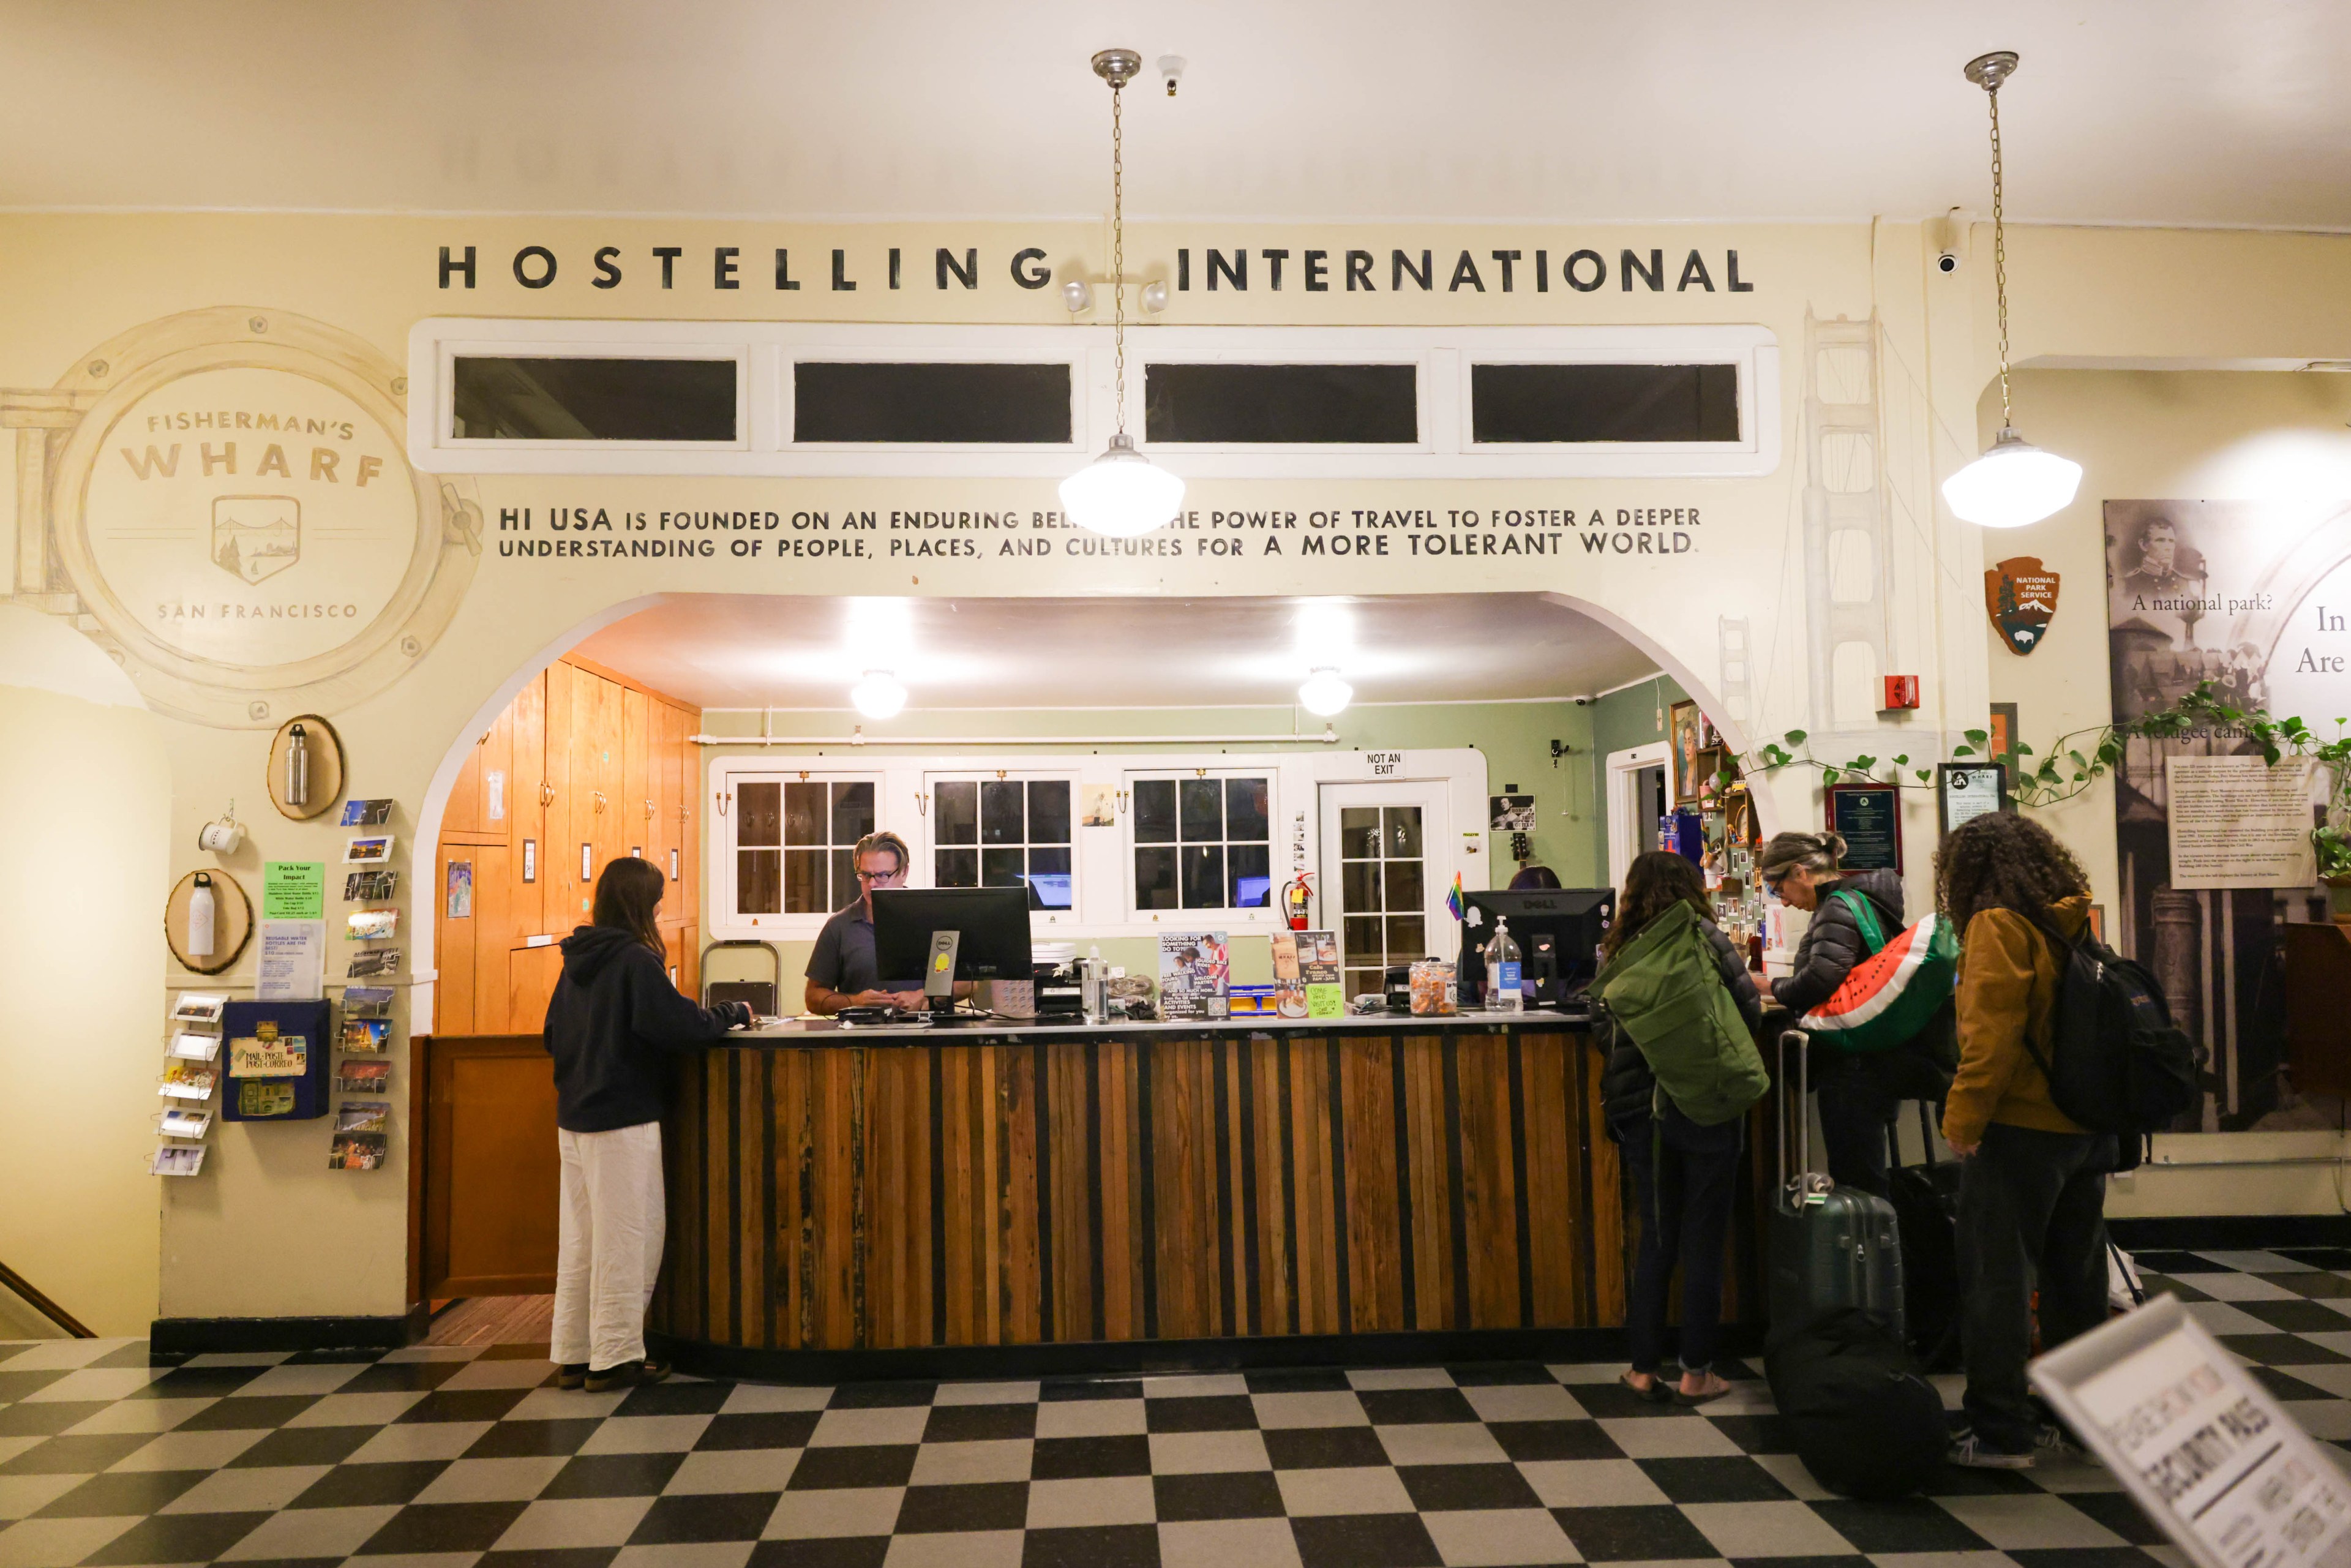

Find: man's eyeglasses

[854,869,904,883]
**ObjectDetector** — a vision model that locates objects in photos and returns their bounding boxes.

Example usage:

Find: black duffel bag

[1764,1307,1948,1499]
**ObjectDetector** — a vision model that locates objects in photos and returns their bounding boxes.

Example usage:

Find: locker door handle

[539,783,555,808]
[644,798,654,819]
[593,791,607,812]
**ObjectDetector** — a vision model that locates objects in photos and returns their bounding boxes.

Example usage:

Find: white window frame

[410,320,1780,479]
[920,768,1082,912]
[1123,767,1283,926]
[711,765,885,936]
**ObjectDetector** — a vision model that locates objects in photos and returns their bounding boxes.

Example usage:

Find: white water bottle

[1483,917,1523,1013]
[187,872,217,960]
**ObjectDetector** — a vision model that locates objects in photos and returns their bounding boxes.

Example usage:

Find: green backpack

[1592,901,1771,1127]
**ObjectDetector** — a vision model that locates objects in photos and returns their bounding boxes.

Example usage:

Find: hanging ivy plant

[1747,681,2351,880]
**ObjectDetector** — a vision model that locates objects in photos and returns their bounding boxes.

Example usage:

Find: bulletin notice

[2165,755,2319,890]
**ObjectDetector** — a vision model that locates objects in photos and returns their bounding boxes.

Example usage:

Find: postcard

[334,1100,390,1134]
[347,908,399,941]
[159,1109,211,1139]
[334,1060,391,1093]
[347,947,400,978]
[169,1032,220,1062]
[151,1144,207,1177]
[342,835,394,865]
[340,798,394,827]
[341,1017,391,1053]
[341,986,394,1018]
[170,992,228,1024]
[160,1062,216,1100]
[328,1132,386,1171]
[343,869,397,902]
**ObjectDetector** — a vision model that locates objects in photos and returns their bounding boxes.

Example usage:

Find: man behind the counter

[803,831,930,1015]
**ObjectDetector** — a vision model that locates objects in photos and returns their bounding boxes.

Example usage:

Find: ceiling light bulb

[1299,668,1353,718]
[1941,427,2083,528]
[850,671,906,720]
[1060,432,1185,537]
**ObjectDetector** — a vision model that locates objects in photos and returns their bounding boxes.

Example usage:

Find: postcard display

[156,992,227,1175]
[332,799,399,1169]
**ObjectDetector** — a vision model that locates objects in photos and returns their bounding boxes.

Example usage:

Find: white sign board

[2166,756,2319,890]
[2033,1294,2351,1568]
[255,918,326,1002]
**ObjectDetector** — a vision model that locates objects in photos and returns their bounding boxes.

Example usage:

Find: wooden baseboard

[151,1304,428,1356]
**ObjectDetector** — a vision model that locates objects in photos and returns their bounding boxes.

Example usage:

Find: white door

[1606,742,1671,891]
[1319,781,1451,1003]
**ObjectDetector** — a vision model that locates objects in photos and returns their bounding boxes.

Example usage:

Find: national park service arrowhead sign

[1985,555,2061,656]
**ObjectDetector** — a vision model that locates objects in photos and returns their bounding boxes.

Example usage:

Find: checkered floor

[8,1248,2351,1568]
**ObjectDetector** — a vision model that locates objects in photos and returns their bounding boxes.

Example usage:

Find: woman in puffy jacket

[1600,850,1763,1405]
[1761,831,1949,1196]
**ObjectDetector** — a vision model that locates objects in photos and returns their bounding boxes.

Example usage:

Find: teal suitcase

[1767,1030,1906,1348]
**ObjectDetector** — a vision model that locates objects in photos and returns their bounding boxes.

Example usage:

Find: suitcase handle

[1777,1029,1832,1201]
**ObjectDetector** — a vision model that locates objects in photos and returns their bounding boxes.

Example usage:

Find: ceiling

[569,592,1659,711]
[3,3,2348,226]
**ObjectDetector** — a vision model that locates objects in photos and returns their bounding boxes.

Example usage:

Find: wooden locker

[472,842,514,1034]
[443,727,486,836]
[676,709,700,920]
[593,674,628,874]
[543,661,580,929]
[478,696,515,844]
[623,686,653,866]
[567,670,617,912]
[506,670,549,939]
[509,940,564,1033]
[435,843,479,1036]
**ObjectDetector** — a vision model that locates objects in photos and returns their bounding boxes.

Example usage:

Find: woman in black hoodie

[1761,831,1949,1196]
[544,857,751,1391]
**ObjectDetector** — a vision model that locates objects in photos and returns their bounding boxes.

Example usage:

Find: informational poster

[255,919,325,1001]
[1158,932,1230,1019]
[2034,1296,2351,1568]
[261,861,325,921]
[1938,763,2011,835]
[2167,756,2320,890]
[1826,783,1902,872]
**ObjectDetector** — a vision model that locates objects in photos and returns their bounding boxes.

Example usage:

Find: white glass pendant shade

[1298,668,1354,717]
[1060,433,1184,538]
[850,671,906,720]
[1943,430,2083,530]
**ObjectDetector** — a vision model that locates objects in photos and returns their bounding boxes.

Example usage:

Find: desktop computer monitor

[1456,887,1614,1008]
[872,887,1035,992]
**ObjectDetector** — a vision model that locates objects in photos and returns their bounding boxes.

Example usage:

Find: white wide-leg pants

[549,1120,666,1371]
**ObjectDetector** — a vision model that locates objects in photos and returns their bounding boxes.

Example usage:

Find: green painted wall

[1585,675,1688,880]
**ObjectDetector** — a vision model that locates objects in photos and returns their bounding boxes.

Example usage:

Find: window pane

[1229,844,1271,907]
[738,782,781,847]
[1383,807,1423,857]
[1134,780,1177,844]
[1144,362,1419,445]
[831,782,874,846]
[980,781,1024,845]
[1136,847,1179,910]
[1027,847,1073,910]
[936,847,978,887]
[1341,860,1381,913]
[792,361,1073,444]
[783,848,827,913]
[982,847,1026,888]
[452,356,737,442]
[1346,967,1384,1000]
[784,782,826,846]
[936,781,978,846]
[1182,845,1226,909]
[737,849,780,913]
[1387,915,1427,958]
[1226,778,1269,842]
[1339,806,1381,859]
[1028,780,1071,844]
[1384,860,1425,910]
[1344,915,1384,957]
[830,849,854,910]
[1179,779,1223,842]
[1469,362,1740,445]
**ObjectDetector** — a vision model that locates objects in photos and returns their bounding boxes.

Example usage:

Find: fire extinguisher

[1283,871,1314,931]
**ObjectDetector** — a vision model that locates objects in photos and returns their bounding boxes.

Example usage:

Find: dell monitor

[871,887,1034,1015]
[1457,887,1614,1008]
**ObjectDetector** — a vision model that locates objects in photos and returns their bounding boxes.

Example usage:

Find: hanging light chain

[1987,80,2012,429]
[1111,74,1127,437]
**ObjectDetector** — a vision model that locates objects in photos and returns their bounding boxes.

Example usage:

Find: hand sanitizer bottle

[1483,917,1523,1013]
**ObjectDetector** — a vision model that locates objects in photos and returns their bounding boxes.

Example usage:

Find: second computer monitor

[872,886,1034,985]
[1457,887,1614,1005]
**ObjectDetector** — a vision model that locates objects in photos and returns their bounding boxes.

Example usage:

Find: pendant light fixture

[1059,48,1185,538]
[1297,668,1354,718]
[850,671,907,720]
[1940,51,2082,530]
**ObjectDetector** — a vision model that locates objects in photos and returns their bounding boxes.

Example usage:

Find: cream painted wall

[0,608,167,1337]
[1,213,2347,1322]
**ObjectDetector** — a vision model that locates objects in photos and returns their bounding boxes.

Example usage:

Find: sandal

[1620,1370,1674,1404]
[1673,1371,1732,1406]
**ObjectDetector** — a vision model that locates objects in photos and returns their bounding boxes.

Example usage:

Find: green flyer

[262,861,326,921]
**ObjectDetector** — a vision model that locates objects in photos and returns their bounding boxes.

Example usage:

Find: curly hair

[1600,850,1712,961]
[1933,812,2090,931]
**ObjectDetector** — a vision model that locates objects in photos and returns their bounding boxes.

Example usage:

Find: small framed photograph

[1488,794,1536,833]
[669,847,680,881]
[159,1109,211,1140]
[347,908,399,942]
[1082,783,1119,827]
[343,869,397,902]
[1670,700,1705,805]
[341,986,394,1019]
[523,838,537,883]
[347,947,400,978]
[151,1144,208,1176]
[343,835,394,865]
[339,799,394,827]
[171,992,228,1024]
[444,859,473,920]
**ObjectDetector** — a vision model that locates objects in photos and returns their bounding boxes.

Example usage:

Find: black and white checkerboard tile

[6,1247,2350,1568]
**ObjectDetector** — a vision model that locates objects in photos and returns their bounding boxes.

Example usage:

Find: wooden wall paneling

[443,715,486,836]
[479,686,514,844]
[1243,1034,1291,1337]
[435,843,478,1038]
[508,942,563,1037]
[594,674,628,875]
[1000,1045,1043,1346]
[1147,1037,1222,1341]
[675,708,699,918]
[470,843,512,1037]
[1518,1030,1583,1326]
[1283,1035,1341,1338]
[1583,1037,1627,1326]
[1337,1037,1406,1334]
[621,686,651,863]
[656,703,686,890]
[1044,1044,1093,1343]
[1454,1030,1524,1329]
[508,670,548,939]
[543,662,580,928]
[1398,1036,1453,1330]
[569,671,609,903]
[424,1037,559,1296]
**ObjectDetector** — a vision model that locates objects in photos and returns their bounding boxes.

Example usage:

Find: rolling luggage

[1767,1030,1905,1347]
[1883,1100,1962,1368]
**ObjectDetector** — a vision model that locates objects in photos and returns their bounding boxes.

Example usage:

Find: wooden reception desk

[647,1013,1726,1381]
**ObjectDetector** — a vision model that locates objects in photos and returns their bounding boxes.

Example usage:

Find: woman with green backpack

[1595,850,1769,1405]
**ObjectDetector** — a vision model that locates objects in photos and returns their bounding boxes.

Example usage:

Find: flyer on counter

[1157,932,1230,1020]
[1296,929,1344,1019]
[340,1017,391,1053]
[255,919,326,1002]
[341,986,394,1019]
[151,1144,207,1176]
[170,992,227,1024]
[340,798,394,827]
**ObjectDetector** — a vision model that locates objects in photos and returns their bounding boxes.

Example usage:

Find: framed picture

[1937,762,2012,835]
[1988,702,2020,774]
[1670,700,1704,804]
[1826,782,1903,872]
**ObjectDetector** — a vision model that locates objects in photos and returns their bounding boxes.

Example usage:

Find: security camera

[1158,54,1185,97]
[1932,206,1969,277]
[1935,250,1961,275]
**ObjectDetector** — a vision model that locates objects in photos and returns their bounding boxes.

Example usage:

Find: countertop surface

[727,1007,1593,1045]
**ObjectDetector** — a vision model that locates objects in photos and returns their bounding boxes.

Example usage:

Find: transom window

[734,779,876,917]
[1133,775,1273,912]
[931,777,1073,909]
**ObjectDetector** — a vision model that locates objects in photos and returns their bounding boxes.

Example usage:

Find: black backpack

[2023,915,2198,1160]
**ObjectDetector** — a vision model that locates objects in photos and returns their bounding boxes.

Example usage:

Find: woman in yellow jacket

[1936,812,2112,1470]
